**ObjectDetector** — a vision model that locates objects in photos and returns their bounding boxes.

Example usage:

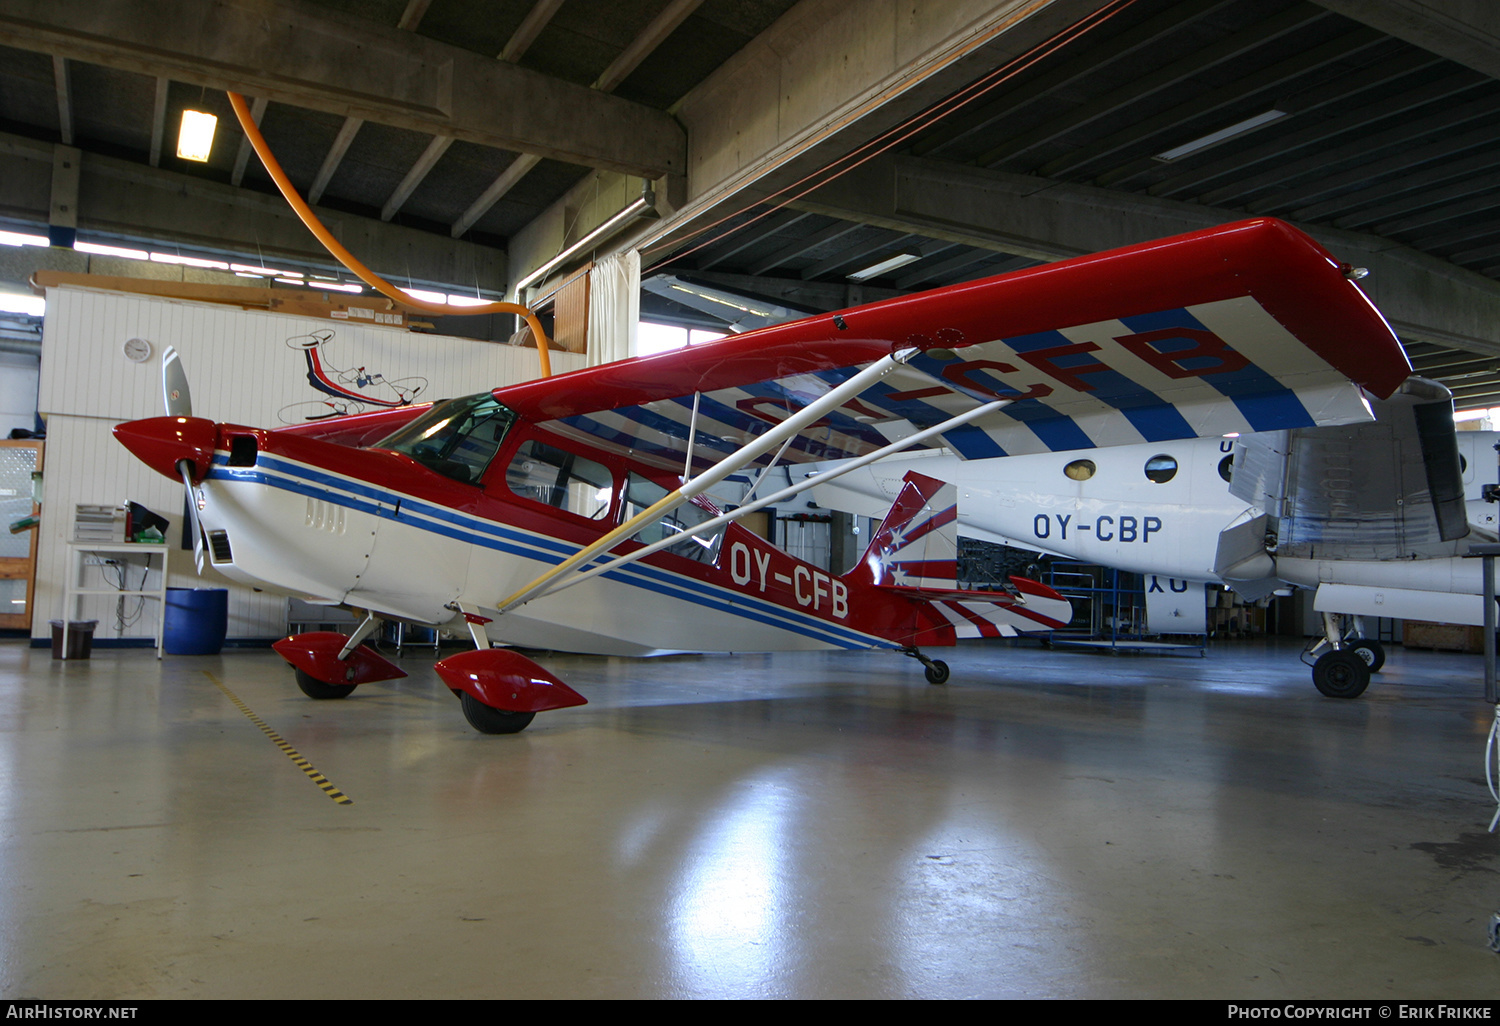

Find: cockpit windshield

[374,392,516,485]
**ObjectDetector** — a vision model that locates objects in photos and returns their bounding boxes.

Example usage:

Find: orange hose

[226,92,552,378]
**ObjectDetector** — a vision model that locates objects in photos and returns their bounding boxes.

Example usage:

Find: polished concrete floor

[0,634,1497,999]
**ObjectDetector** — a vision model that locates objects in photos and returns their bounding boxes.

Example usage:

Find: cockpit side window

[505,439,615,520]
[374,393,516,485]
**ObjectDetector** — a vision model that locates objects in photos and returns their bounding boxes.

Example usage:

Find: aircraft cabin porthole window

[1144,454,1178,484]
[1064,459,1096,481]
[1218,454,1234,483]
[1461,455,1469,474]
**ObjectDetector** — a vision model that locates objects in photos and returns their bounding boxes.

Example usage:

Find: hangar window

[506,439,614,520]
[1064,459,1096,481]
[624,472,723,564]
[375,393,515,485]
[1144,454,1178,484]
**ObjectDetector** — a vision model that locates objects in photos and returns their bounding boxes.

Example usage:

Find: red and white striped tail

[850,472,1072,636]
[856,472,959,588]
[929,576,1073,638]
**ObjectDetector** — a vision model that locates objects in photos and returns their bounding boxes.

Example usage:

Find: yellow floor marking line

[202,671,354,805]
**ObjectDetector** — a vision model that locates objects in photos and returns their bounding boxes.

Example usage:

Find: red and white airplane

[113,218,1411,734]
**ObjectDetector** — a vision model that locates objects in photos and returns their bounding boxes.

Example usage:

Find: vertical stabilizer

[847,472,959,588]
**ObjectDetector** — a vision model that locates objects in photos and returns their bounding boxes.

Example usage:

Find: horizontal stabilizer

[922,577,1073,637]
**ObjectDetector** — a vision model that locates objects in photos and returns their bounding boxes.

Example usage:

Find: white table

[61,542,170,659]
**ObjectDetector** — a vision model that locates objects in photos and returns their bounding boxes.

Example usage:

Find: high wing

[491,218,1408,473]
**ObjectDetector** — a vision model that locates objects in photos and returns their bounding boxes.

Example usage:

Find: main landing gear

[1303,613,1381,699]
[905,647,951,685]
[272,608,588,735]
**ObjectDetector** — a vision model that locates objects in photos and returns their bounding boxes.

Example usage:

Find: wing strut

[526,399,1015,604]
[495,348,918,614]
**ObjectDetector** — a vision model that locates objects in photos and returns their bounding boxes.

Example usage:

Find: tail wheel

[459,692,536,734]
[1348,639,1386,672]
[294,667,357,700]
[924,660,951,685]
[1312,650,1370,699]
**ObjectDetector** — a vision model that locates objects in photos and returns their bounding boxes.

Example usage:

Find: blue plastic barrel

[164,588,229,655]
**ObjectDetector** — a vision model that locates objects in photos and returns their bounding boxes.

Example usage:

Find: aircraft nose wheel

[1312,650,1370,699]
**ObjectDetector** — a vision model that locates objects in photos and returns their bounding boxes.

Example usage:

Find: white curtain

[586,249,640,366]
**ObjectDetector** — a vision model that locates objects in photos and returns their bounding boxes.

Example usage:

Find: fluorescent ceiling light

[0,230,48,248]
[667,283,781,317]
[1154,110,1287,162]
[400,287,448,304]
[847,251,922,281]
[514,195,654,297]
[177,109,217,162]
[0,293,44,316]
[445,294,491,307]
[232,263,298,277]
[316,282,363,294]
[77,241,149,259]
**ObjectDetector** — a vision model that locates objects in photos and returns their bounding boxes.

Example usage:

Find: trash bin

[164,588,229,655]
[49,620,97,660]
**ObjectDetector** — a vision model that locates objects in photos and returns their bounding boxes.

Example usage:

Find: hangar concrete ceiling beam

[661,0,1111,252]
[1045,24,1387,180]
[449,0,703,239]
[792,153,1500,355]
[51,57,71,147]
[397,0,433,32]
[1311,0,1500,80]
[229,97,269,188]
[1096,47,1442,192]
[974,2,1329,170]
[147,78,168,169]
[1205,75,1496,207]
[0,130,505,292]
[1257,119,1491,222]
[911,0,1235,161]
[0,0,685,179]
[696,210,813,271]
[307,117,363,206]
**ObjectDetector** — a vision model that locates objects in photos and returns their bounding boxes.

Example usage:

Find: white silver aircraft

[794,377,1499,699]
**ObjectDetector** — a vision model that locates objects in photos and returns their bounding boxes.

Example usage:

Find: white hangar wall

[33,285,583,644]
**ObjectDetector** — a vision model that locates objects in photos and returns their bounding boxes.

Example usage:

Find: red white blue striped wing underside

[497,220,1409,471]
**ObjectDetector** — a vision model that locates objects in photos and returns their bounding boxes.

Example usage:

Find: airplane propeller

[162,345,192,417]
[162,346,206,572]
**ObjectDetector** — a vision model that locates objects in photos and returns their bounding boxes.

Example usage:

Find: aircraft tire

[294,667,357,700]
[924,660,951,685]
[1349,639,1386,672]
[460,692,537,734]
[1312,650,1369,699]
